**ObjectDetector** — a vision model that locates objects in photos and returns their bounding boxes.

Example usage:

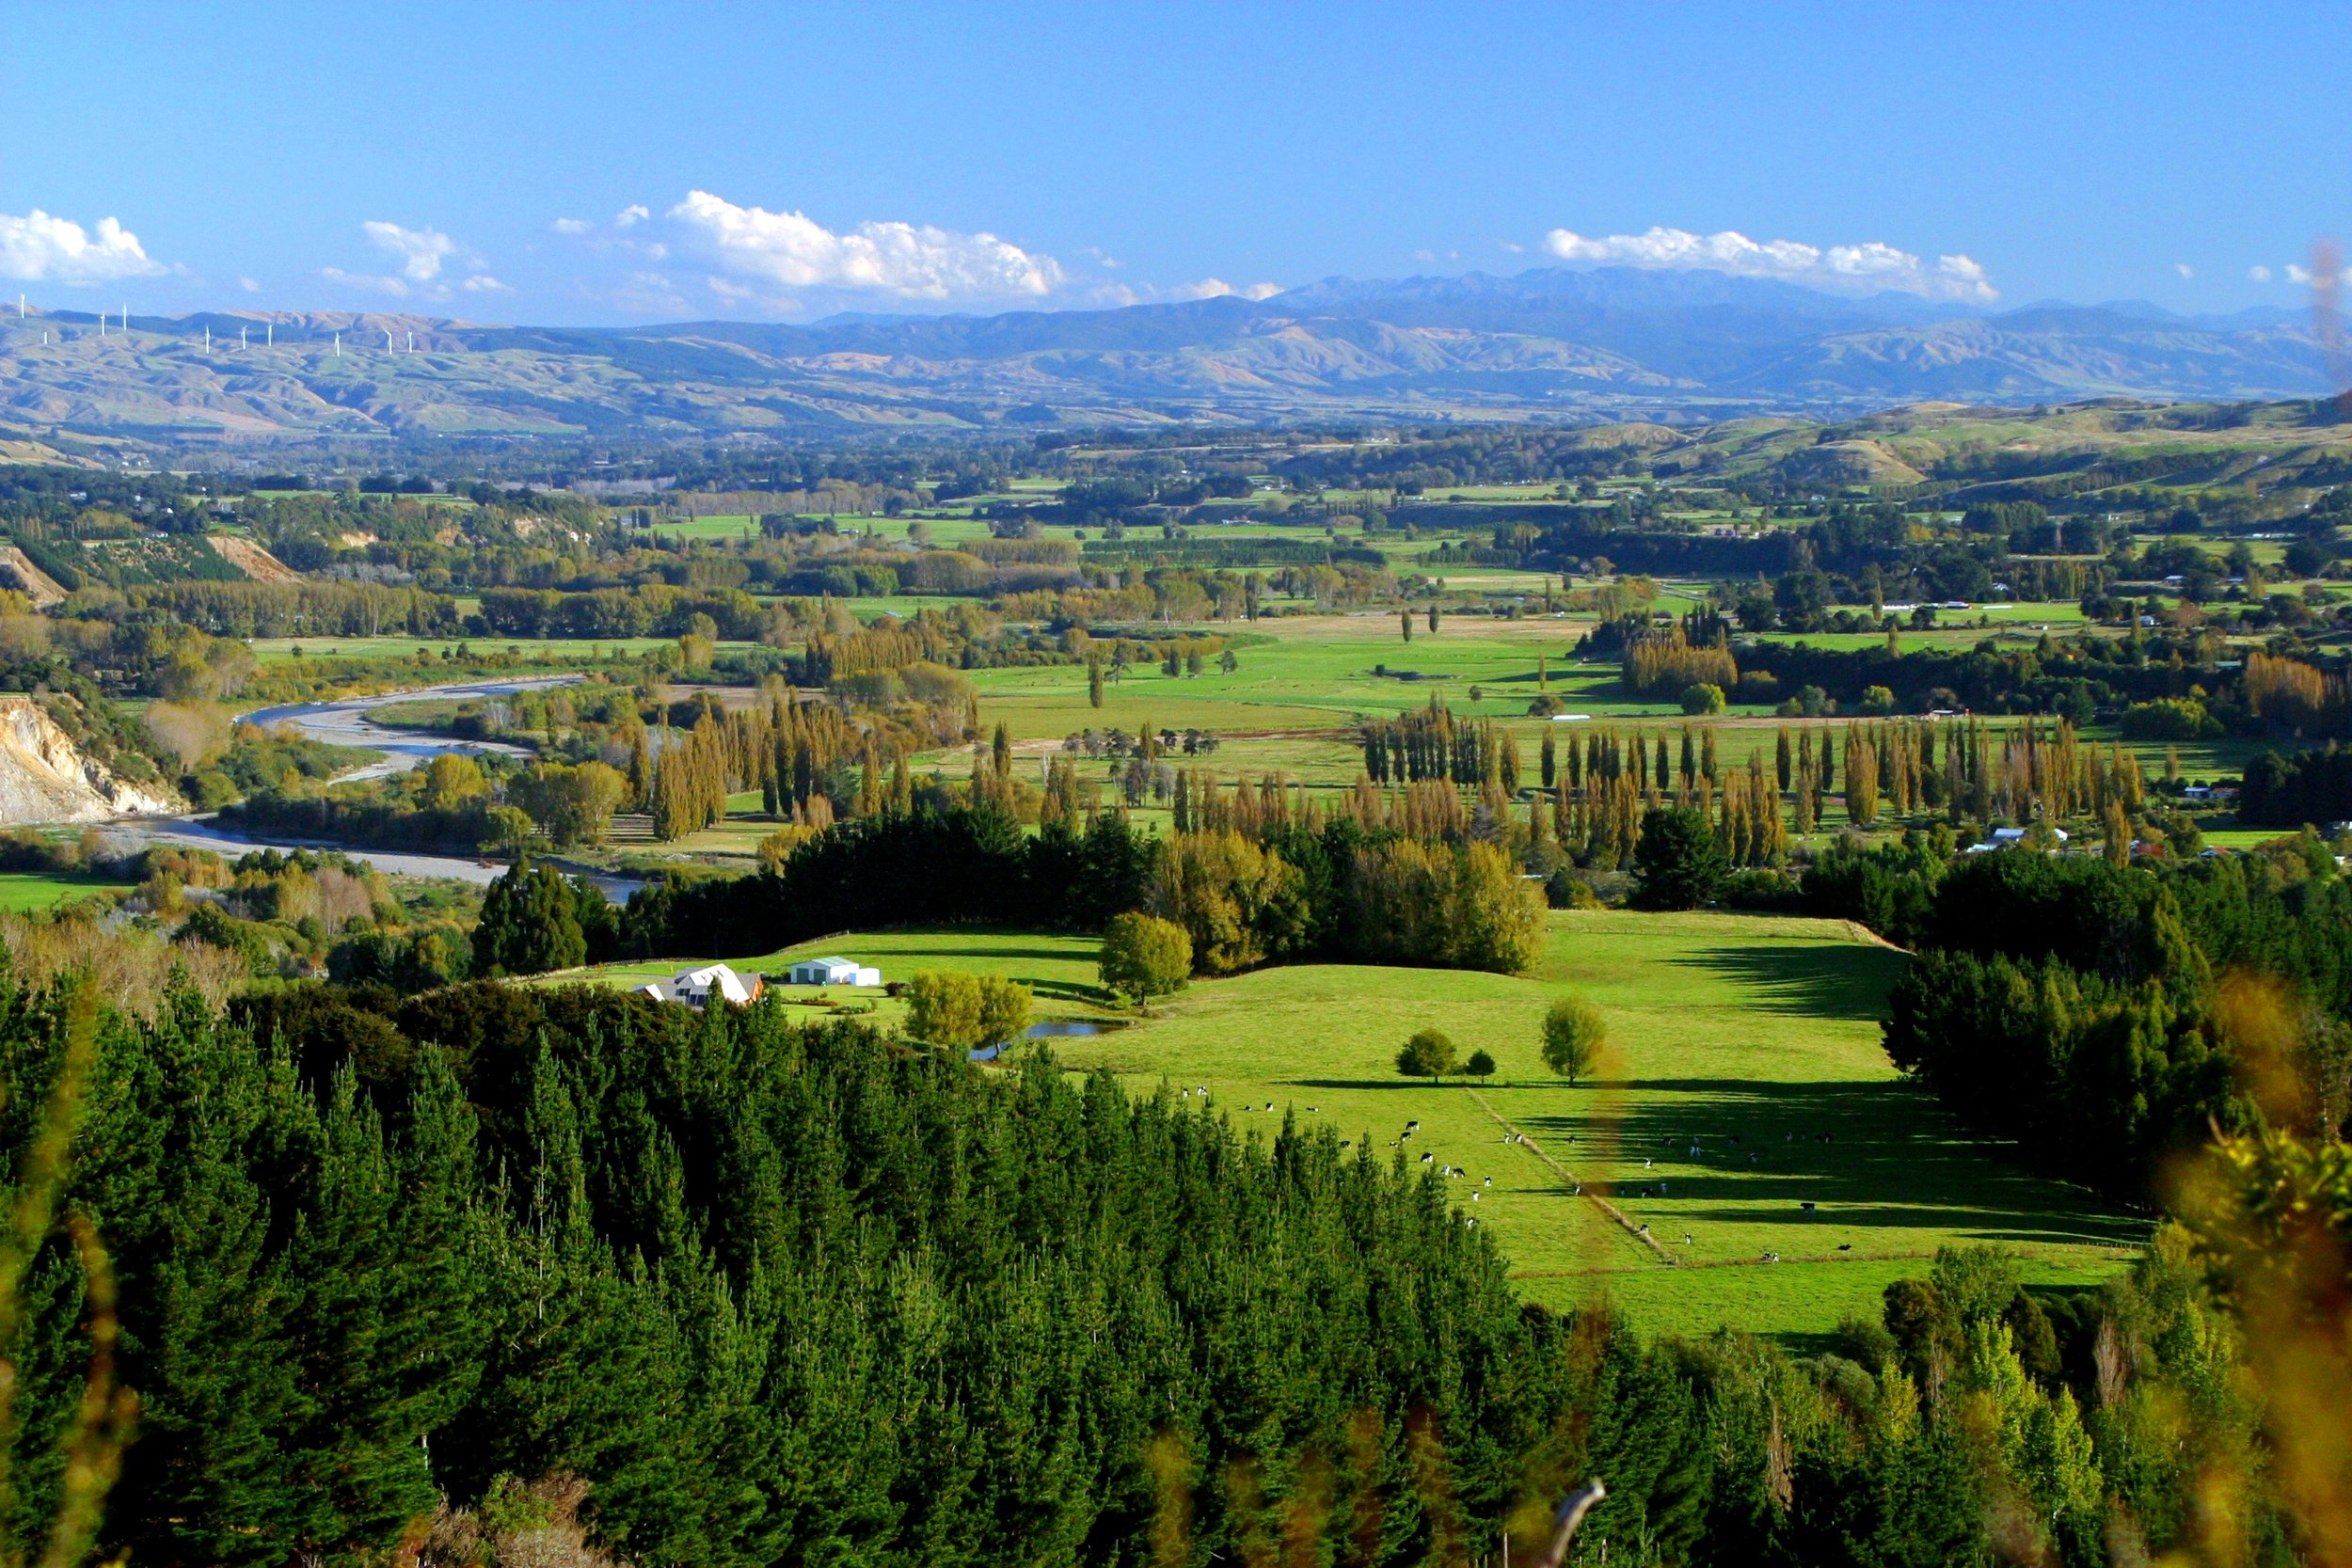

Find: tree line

[1819,840,2352,1201]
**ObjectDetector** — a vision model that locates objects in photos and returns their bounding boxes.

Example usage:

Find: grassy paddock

[0,871,135,912]
[554,911,2139,1342]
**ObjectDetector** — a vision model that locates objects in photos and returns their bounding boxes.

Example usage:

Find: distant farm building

[637,963,762,1009]
[787,956,882,987]
[1966,826,2070,854]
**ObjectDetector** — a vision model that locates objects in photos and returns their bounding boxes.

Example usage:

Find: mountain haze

[0,267,2334,451]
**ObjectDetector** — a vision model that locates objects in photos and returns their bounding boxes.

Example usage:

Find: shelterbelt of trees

[514,784,1548,982]
[8,958,2351,1565]
[1800,835,2352,1203]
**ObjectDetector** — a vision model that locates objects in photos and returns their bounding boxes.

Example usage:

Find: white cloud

[615,203,651,228]
[238,276,262,293]
[322,265,410,297]
[1500,240,1525,254]
[2250,264,2273,282]
[331,221,503,300]
[551,217,593,236]
[669,190,1062,300]
[1542,224,1997,302]
[362,220,456,282]
[362,219,458,283]
[2175,263,2195,280]
[1173,277,1280,302]
[0,209,164,284]
[2284,262,2352,288]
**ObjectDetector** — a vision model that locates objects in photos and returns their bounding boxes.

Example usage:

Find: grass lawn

[556,911,2141,1344]
[0,872,134,912]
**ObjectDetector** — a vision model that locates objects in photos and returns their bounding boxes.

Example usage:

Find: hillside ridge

[0,267,2334,451]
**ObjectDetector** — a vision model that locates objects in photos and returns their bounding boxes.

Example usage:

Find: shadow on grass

[1666,942,1909,1022]
[1512,1077,2144,1251]
[1028,979,1120,1007]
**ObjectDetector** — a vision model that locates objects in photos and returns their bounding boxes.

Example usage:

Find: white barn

[787,956,882,987]
[636,963,762,1009]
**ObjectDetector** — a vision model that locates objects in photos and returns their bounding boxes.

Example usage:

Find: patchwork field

[558,910,2142,1344]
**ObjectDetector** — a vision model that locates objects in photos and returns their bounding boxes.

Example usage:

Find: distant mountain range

[0,266,2337,454]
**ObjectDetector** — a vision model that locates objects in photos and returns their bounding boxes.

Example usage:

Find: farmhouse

[787,956,882,987]
[1965,826,2070,854]
[636,963,762,1009]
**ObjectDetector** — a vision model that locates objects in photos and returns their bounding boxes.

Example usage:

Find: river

[103,676,646,899]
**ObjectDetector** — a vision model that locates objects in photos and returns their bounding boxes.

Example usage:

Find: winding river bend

[105,676,645,899]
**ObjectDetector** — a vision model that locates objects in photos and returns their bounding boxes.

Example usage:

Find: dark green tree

[1630,806,1726,911]
[1396,1027,1456,1083]
[469,861,587,977]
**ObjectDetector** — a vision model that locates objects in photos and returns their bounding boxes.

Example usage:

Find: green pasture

[961,610,1661,745]
[554,912,2140,1343]
[1051,910,2138,1341]
[546,926,1120,1035]
[0,871,134,912]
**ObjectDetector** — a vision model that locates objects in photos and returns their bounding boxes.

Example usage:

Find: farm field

[556,911,2141,1343]
[0,871,134,912]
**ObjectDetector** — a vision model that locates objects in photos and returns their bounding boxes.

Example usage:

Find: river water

[103,676,645,899]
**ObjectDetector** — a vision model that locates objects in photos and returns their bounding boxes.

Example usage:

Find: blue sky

[2,2,2346,325]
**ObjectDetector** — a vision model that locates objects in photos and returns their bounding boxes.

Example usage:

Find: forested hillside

[0,966,2334,1567]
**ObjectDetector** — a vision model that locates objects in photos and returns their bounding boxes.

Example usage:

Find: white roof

[675,963,755,1005]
